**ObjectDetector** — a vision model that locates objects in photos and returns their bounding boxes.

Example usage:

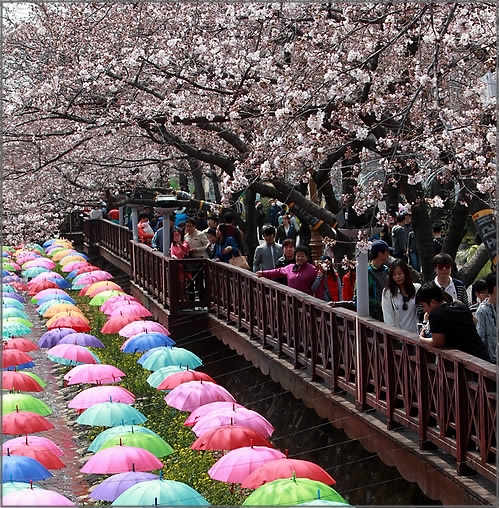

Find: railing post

[455,362,474,475]
[130,206,139,242]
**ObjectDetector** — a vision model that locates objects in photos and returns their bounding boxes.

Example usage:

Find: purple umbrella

[37,328,76,348]
[90,471,158,502]
[2,292,26,303]
[58,333,105,348]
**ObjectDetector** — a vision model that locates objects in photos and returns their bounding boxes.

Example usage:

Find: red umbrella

[2,350,34,368]
[101,314,145,334]
[27,279,59,295]
[46,315,91,332]
[64,364,126,385]
[191,425,273,451]
[5,444,66,469]
[2,371,44,392]
[2,435,64,457]
[156,370,216,391]
[2,410,54,435]
[3,338,39,352]
[10,281,29,291]
[241,457,336,489]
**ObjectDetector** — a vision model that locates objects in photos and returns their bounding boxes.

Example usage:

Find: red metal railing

[85,220,497,483]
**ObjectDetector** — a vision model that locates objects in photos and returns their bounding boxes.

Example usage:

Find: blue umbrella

[2,453,53,482]
[141,347,203,372]
[35,293,76,306]
[52,278,71,289]
[122,333,175,353]
[4,362,36,370]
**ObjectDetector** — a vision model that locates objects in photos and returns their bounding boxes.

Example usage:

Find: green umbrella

[242,476,348,506]
[1,308,29,319]
[89,425,158,453]
[146,366,186,388]
[3,263,18,272]
[3,317,33,328]
[297,501,350,506]
[76,401,147,427]
[98,432,174,458]
[89,290,125,306]
[2,393,52,416]
[111,478,210,506]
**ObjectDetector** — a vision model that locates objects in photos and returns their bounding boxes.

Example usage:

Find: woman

[211,224,239,263]
[382,259,420,332]
[170,228,192,285]
[311,255,342,302]
[275,214,298,245]
[256,246,317,295]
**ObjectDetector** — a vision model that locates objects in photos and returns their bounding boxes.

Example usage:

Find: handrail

[84,219,497,483]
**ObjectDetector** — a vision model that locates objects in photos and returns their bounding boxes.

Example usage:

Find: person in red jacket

[312,255,342,302]
[137,212,154,246]
[342,264,356,302]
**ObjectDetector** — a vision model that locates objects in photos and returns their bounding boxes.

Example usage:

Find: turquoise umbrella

[3,317,33,328]
[22,266,51,278]
[111,479,210,506]
[76,401,147,427]
[146,366,187,388]
[1,308,29,319]
[2,322,32,337]
[141,347,202,372]
[89,425,158,453]
[2,299,25,309]
[1,481,46,496]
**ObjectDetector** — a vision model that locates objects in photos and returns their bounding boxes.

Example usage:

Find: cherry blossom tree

[2,2,496,280]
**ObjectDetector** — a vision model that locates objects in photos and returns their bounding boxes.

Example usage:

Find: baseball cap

[370,240,394,257]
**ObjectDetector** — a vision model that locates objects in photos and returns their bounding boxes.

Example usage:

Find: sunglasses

[436,263,451,270]
[402,295,410,311]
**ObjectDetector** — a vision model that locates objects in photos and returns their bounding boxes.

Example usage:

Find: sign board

[472,208,497,266]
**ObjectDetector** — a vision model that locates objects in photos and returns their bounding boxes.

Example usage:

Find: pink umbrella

[118,320,170,338]
[29,272,64,282]
[64,364,126,385]
[22,259,56,269]
[75,271,114,285]
[31,288,71,302]
[100,295,139,314]
[208,445,286,484]
[74,265,101,275]
[47,344,99,365]
[80,444,163,474]
[68,385,136,410]
[61,261,90,273]
[164,380,237,412]
[106,304,152,318]
[2,488,75,506]
[184,401,245,427]
[2,435,64,457]
[191,407,275,438]
[101,314,145,334]
[101,300,146,316]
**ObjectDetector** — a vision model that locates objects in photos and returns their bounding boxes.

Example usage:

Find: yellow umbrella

[46,311,90,327]
[42,304,85,319]
[59,255,88,267]
[52,239,73,247]
[51,249,76,261]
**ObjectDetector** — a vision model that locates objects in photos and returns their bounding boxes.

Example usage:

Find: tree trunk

[244,188,258,262]
[209,167,221,204]
[189,159,205,201]
[441,201,468,259]
[457,244,491,287]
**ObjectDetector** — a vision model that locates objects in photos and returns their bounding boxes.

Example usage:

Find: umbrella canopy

[59,254,88,266]
[2,350,34,368]
[111,479,210,506]
[1,481,45,496]
[2,322,32,338]
[101,313,146,334]
[106,304,152,319]
[2,393,52,416]
[22,258,56,269]
[241,476,348,506]
[165,380,236,412]
[2,436,63,457]
[242,457,336,489]
[118,320,170,338]
[98,433,174,458]
[2,488,75,506]
[64,363,126,385]
[192,407,274,438]
[90,472,159,502]
[22,267,51,278]
[22,372,46,388]
[185,401,246,427]
[58,332,104,348]
[208,446,286,484]
[42,303,84,318]
[2,307,29,319]
[4,444,66,469]
[46,313,90,329]
[61,261,90,273]
[45,310,89,324]
[47,344,100,366]
[146,366,187,389]
[191,425,273,451]
[2,371,44,392]
[2,453,53,481]
[2,297,25,309]
[76,401,147,427]
[34,291,76,305]
[82,280,122,296]
[69,385,136,410]
[88,425,158,453]
[89,289,126,306]
[121,332,175,353]
[157,370,216,391]
[141,347,203,372]
[3,316,33,328]
[37,328,76,348]
[100,295,139,314]
[27,279,60,295]
[80,445,163,474]
[2,411,54,435]
[3,338,39,352]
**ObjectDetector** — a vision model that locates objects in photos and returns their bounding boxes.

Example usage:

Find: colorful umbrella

[71,272,114,290]
[241,458,336,489]
[2,488,75,506]
[58,332,104,348]
[64,363,125,385]
[80,445,163,474]
[4,444,66,469]
[76,401,147,427]
[90,472,158,502]
[121,332,175,353]
[59,255,89,266]
[98,433,174,458]
[164,380,236,412]
[88,425,158,453]
[2,410,54,435]
[241,476,348,506]
[2,350,34,368]
[2,298,25,309]
[46,315,91,332]
[2,371,44,392]
[3,338,39,352]
[2,436,64,457]
[3,316,33,328]
[111,478,210,506]
[2,453,53,482]
[2,393,52,416]
[192,407,274,438]
[156,369,215,391]
[191,425,273,451]
[3,292,26,303]
[208,446,286,484]
[89,290,126,306]
[101,313,145,334]
[185,401,245,427]
[34,291,76,305]
[22,267,51,278]
[68,385,136,410]
[146,366,187,389]
[106,304,152,318]
[141,347,203,372]
[37,327,76,348]
[118,320,170,338]
[22,372,47,388]
[47,344,100,366]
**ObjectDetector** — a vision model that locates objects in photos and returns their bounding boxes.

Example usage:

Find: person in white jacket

[382,259,420,333]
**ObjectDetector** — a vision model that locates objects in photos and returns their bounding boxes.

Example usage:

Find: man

[475,273,497,363]
[432,223,445,255]
[184,218,209,259]
[205,215,220,233]
[432,253,468,305]
[362,240,391,321]
[391,214,407,261]
[137,212,154,246]
[253,226,283,272]
[416,282,490,362]
[223,212,243,252]
[274,238,295,284]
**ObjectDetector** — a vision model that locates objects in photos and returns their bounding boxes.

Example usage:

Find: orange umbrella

[59,255,88,267]
[42,304,85,319]
[46,311,90,327]
[50,249,76,261]
[83,281,123,297]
